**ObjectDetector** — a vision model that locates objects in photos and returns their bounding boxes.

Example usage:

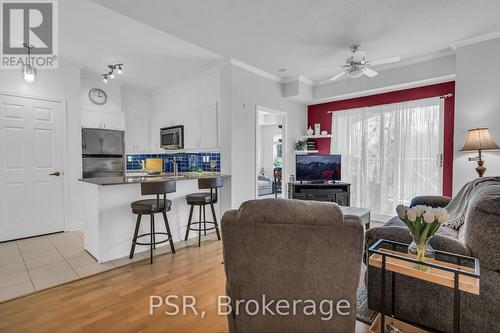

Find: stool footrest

[133,232,172,246]
[187,221,217,232]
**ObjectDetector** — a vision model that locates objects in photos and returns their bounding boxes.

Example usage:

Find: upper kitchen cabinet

[122,87,153,153]
[125,113,150,153]
[82,109,126,130]
[165,102,218,150]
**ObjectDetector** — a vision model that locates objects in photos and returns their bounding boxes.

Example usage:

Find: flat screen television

[296,154,341,182]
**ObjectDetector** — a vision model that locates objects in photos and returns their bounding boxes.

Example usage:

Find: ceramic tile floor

[0,231,153,302]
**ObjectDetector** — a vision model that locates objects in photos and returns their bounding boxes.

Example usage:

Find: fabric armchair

[221,199,365,333]
[410,195,452,208]
[366,182,500,332]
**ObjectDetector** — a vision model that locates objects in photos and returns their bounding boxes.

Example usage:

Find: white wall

[122,86,152,153]
[81,69,122,113]
[229,65,307,207]
[453,37,500,193]
[0,61,83,230]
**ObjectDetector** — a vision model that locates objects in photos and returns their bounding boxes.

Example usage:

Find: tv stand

[309,180,326,184]
[288,182,350,206]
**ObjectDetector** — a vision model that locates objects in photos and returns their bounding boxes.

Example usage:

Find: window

[332,97,444,219]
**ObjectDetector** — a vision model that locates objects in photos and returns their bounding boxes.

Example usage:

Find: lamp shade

[460,128,500,151]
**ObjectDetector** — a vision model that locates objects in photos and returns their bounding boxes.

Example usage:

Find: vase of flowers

[396,205,448,271]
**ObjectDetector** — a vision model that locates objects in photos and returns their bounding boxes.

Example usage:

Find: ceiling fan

[325,45,401,81]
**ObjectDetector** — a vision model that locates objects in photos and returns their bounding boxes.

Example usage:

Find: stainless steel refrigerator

[82,128,125,178]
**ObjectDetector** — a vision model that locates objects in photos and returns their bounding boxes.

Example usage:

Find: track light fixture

[101,63,123,83]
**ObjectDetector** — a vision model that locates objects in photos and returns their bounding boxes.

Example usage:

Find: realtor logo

[1,0,58,69]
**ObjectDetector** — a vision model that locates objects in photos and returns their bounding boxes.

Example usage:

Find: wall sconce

[22,43,37,83]
[102,64,123,83]
[460,128,500,177]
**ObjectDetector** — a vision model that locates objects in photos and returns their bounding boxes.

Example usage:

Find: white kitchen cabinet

[81,109,101,129]
[125,113,150,153]
[182,103,218,150]
[101,111,126,130]
[82,109,126,131]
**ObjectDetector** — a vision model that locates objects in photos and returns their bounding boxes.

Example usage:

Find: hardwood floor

[0,238,369,333]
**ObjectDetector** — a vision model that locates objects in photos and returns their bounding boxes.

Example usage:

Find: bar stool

[130,180,176,264]
[184,177,224,247]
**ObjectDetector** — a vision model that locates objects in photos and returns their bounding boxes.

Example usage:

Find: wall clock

[89,88,107,105]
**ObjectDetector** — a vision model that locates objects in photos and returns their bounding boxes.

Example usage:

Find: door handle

[49,171,61,176]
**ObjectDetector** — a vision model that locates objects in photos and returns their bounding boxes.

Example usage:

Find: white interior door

[0,94,65,241]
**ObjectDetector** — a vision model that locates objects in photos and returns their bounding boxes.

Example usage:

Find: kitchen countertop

[79,172,231,186]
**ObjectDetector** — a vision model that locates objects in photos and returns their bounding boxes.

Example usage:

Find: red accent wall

[307,82,455,197]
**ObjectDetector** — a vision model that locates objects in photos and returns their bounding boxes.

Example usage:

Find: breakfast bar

[79,173,231,263]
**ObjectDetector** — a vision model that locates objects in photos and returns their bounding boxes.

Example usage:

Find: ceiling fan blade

[319,65,344,68]
[352,50,366,63]
[369,56,401,66]
[329,71,347,81]
[362,68,378,78]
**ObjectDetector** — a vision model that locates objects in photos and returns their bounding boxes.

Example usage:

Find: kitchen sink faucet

[168,159,178,178]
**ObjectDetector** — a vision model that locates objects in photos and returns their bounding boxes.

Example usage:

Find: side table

[368,239,480,333]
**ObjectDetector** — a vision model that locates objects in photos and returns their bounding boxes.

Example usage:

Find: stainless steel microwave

[160,125,184,150]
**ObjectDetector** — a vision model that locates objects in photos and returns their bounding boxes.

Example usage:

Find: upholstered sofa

[221,199,365,333]
[257,175,273,196]
[366,181,500,332]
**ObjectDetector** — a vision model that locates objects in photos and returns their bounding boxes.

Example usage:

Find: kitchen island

[79,173,231,263]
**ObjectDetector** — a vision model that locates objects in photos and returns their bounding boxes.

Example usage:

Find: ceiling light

[102,64,124,82]
[23,65,37,83]
[22,43,36,83]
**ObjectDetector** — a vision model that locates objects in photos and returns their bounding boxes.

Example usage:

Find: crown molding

[310,74,456,105]
[229,58,282,82]
[450,31,500,50]
[282,75,314,86]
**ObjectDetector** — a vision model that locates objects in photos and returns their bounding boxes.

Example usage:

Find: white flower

[406,208,417,222]
[413,205,426,218]
[423,211,435,224]
[433,208,449,224]
[396,205,408,219]
[433,208,443,219]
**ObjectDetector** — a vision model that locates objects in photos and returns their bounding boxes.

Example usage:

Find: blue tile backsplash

[126,152,221,173]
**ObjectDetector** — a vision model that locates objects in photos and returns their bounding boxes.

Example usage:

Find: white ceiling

[92,0,500,83]
[60,0,224,90]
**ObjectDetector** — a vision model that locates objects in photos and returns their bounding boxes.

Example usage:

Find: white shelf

[294,150,319,154]
[302,135,332,139]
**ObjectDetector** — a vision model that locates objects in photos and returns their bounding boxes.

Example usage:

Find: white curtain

[332,97,443,218]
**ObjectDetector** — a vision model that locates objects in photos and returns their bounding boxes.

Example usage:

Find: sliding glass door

[332,97,444,219]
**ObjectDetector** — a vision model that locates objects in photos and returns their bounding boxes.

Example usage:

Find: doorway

[0,94,66,241]
[255,106,286,199]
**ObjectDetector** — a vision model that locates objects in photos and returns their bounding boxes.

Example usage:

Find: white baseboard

[65,223,83,231]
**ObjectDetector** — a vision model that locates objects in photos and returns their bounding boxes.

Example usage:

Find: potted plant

[296,138,308,151]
